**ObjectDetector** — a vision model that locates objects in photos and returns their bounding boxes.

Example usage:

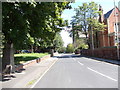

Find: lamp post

[72,23,75,45]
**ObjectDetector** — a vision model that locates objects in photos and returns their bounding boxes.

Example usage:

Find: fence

[81,46,120,60]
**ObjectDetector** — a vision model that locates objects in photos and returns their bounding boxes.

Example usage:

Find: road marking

[31,59,58,88]
[69,56,76,61]
[73,58,76,61]
[82,57,101,63]
[87,67,117,82]
[77,61,84,65]
[72,57,84,65]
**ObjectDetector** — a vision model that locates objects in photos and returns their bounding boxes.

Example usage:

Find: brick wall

[81,47,120,60]
[97,7,120,48]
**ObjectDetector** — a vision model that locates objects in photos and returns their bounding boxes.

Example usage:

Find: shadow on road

[56,54,120,65]
[57,54,82,58]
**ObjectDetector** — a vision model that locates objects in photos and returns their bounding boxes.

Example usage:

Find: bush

[78,44,88,49]
[66,44,74,53]
[58,47,66,53]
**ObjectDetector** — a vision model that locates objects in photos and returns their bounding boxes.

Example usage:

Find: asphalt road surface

[32,54,118,88]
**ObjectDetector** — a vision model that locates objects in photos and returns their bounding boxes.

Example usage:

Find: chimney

[99,5,104,23]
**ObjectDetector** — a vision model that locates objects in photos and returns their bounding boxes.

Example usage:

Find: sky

[60,0,120,47]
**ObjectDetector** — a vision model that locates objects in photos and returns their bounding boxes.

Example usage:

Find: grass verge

[14,53,49,65]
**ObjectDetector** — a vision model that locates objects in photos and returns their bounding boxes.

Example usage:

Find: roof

[104,9,114,19]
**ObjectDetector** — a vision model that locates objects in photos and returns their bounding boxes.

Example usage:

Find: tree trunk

[88,26,94,50]
[31,45,33,53]
[2,42,15,73]
[50,49,54,57]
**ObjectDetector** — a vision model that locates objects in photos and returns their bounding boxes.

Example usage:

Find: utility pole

[72,23,75,45]
[71,19,77,46]
[114,0,120,60]
[91,27,94,50]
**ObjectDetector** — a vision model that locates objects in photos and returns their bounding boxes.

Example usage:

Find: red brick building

[97,6,120,48]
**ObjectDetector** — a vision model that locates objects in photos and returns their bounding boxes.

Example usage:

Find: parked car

[74,49,80,54]
[21,50,31,53]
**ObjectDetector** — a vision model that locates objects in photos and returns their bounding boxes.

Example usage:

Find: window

[119,38,120,43]
[118,22,120,32]
[114,22,120,32]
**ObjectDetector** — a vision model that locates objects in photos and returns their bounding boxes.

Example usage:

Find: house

[96,5,120,48]
[81,4,120,60]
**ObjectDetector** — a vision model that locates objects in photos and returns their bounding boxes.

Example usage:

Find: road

[32,54,118,88]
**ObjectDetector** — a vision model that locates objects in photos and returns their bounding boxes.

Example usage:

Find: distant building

[95,5,120,48]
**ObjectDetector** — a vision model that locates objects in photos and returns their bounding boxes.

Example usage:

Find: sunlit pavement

[2,57,58,88]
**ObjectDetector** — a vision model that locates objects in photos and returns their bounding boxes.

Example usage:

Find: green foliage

[78,43,88,49]
[74,38,87,49]
[69,24,82,39]
[58,47,66,53]
[87,18,106,33]
[66,43,74,53]
[63,20,69,26]
[71,1,106,49]
[2,2,71,50]
[72,1,102,34]
[14,53,48,64]
[2,2,71,71]
[2,3,29,48]
[53,32,64,51]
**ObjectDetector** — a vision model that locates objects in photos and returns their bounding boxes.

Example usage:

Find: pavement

[1,53,120,89]
[79,55,120,65]
[1,56,59,88]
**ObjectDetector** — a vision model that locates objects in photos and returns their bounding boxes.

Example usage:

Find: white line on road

[70,56,76,61]
[87,67,117,82]
[77,61,84,65]
[31,59,58,88]
[72,57,84,65]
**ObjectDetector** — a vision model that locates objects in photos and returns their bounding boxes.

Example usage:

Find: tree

[74,38,88,49]
[58,47,66,53]
[66,43,74,53]
[26,2,71,55]
[87,18,106,49]
[71,2,106,49]
[2,2,32,72]
[2,2,71,72]
[53,32,64,52]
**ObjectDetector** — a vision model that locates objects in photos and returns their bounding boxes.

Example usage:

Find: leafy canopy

[2,2,71,49]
